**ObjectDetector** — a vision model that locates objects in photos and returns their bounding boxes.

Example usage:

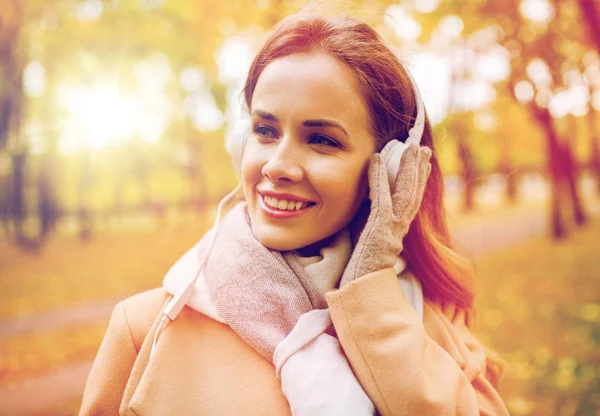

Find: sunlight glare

[76,0,103,21]
[475,46,510,83]
[527,59,552,87]
[180,67,205,92]
[548,89,570,118]
[24,61,46,97]
[384,5,422,42]
[453,80,496,112]
[413,0,439,14]
[216,37,254,83]
[514,80,534,104]
[569,85,590,117]
[133,55,173,93]
[519,0,554,24]
[437,15,464,40]
[58,84,135,154]
[57,81,169,155]
[184,92,224,132]
[409,52,452,124]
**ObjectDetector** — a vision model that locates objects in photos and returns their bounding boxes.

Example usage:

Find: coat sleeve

[325,268,509,416]
[79,302,137,415]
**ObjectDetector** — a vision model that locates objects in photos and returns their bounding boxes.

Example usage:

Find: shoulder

[116,288,171,350]
[120,287,170,315]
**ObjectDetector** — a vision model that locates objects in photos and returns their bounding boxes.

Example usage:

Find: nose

[261,137,304,184]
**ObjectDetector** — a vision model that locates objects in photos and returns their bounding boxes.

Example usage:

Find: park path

[1,198,599,415]
[0,298,121,337]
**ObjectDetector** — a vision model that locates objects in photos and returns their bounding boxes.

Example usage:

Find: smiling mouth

[262,194,316,211]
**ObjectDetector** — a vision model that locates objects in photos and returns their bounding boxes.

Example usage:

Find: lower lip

[258,194,313,219]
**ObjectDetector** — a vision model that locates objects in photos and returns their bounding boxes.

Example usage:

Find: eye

[253,124,279,140]
[308,134,340,148]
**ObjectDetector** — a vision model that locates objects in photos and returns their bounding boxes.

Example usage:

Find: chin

[254,231,308,252]
[253,221,341,254]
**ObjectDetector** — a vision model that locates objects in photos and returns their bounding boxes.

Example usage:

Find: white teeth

[263,195,308,211]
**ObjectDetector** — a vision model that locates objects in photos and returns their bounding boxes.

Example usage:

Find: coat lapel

[120,306,291,415]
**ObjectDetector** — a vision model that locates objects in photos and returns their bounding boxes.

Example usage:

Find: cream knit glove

[341,144,432,285]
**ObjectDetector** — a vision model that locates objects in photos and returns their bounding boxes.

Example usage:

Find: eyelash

[308,134,339,148]
[253,125,277,139]
[252,124,341,148]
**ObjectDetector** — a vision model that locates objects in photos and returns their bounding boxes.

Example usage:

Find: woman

[80,12,509,416]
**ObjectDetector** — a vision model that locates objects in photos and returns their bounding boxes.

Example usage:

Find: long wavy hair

[242,13,476,312]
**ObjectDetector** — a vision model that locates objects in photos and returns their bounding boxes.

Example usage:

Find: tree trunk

[500,163,517,204]
[548,140,566,238]
[588,108,600,194]
[579,0,600,53]
[78,152,93,240]
[1,1,28,246]
[459,138,476,212]
[11,152,26,243]
[8,76,25,245]
[451,118,476,212]
[505,170,517,203]
[563,141,587,226]
[498,135,517,203]
[533,107,567,238]
[591,135,600,194]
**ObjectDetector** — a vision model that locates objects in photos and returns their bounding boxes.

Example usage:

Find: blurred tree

[408,2,526,210]
[578,0,600,52]
[5,0,598,244]
[578,0,600,194]
[0,0,27,244]
[449,40,477,212]
[77,151,94,240]
[37,151,59,242]
[479,0,590,237]
[588,105,600,193]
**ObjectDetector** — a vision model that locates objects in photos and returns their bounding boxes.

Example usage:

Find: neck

[295,234,337,257]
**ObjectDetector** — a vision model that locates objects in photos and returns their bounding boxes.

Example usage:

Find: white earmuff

[230,116,251,175]
[380,63,425,191]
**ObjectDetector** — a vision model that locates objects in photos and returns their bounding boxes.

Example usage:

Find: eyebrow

[252,110,278,122]
[251,110,350,139]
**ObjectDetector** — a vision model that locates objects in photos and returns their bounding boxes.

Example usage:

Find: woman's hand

[341,144,432,285]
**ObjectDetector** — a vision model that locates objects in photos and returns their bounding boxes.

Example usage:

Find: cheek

[241,148,264,195]
[312,157,369,211]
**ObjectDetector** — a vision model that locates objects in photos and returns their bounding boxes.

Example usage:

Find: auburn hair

[242,13,476,311]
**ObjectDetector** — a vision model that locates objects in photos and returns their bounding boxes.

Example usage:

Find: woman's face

[242,52,376,252]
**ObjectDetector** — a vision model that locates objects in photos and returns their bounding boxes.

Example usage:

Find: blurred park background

[1,0,600,414]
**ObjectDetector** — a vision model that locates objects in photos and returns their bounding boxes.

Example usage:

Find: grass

[474,217,600,416]
[0,213,213,319]
[0,322,107,389]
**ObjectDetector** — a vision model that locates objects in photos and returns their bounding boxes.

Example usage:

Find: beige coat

[80,268,509,415]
